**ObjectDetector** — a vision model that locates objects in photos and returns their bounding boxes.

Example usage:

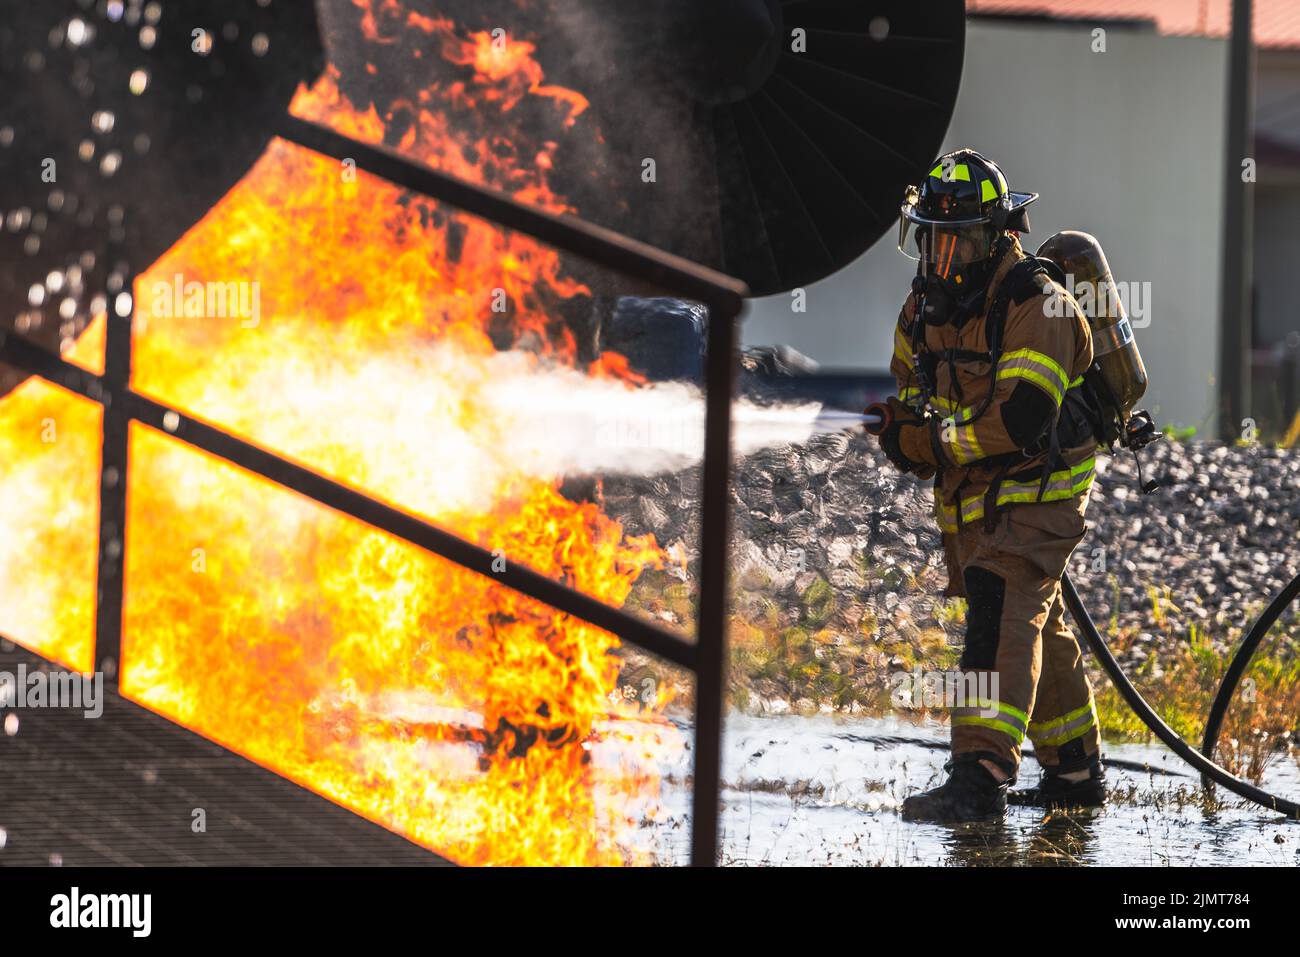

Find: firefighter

[874,149,1106,821]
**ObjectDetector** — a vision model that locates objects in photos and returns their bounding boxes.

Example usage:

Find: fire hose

[860,402,1300,817]
[1063,572,1300,818]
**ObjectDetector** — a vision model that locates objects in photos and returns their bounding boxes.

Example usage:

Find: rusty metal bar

[689,297,737,867]
[93,300,132,680]
[2,115,744,865]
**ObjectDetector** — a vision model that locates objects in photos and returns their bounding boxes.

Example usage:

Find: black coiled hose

[1061,571,1300,818]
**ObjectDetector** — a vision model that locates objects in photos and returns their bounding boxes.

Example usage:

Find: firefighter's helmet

[898,149,1038,288]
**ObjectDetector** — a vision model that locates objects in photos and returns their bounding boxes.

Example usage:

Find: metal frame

[0,116,747,866]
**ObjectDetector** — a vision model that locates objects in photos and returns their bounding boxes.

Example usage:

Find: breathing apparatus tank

[1035,231,1151,447]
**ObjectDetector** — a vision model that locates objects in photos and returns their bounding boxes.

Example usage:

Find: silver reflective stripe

[1092,316,1134,358]
[1029,703,1097,746]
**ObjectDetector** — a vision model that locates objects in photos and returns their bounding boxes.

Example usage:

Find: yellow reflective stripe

[998,366,1064,406]
[937,493,986,531]
[995,458,1095,506]
[1029,700,1097,747]
[894,327,914,369]
[927,395,976,418]
[936,458,1095,532]
[998,348,1070,406]
[980,178,997,202]
[1068,375,1084,389]
[959,697,1029,726]
[1007,348,1070,389]
[946,422,984,465]
[929,162,970,182]
[1028,701,1093,736]
[952,715,1026,745]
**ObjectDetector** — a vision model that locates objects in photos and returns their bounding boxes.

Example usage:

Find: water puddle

[631,713,1300,865]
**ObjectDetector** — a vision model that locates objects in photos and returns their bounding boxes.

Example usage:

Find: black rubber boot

[901,758,1010,823]
[1008,755,1107,809]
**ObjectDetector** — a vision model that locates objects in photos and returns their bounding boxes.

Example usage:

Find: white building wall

[741,20,1229,434]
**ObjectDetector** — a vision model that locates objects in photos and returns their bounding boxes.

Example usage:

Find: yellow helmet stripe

[929,162,971,182]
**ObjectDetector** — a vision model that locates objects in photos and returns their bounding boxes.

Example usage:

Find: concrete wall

[741,20,1228,433]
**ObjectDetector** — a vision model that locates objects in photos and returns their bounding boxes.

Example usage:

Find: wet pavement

[634,713,1300,866]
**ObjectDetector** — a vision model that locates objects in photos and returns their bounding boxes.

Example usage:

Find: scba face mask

[903,222,1000,326]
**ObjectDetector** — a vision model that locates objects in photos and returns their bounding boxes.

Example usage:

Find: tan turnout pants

[941,495,1101,778]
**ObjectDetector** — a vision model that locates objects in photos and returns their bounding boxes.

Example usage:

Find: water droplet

[162,410,181,433]
[26,284,44,307]
[114,292,133,317]
[100,150,122,176]
[48,852,63,867]
[91,110,115,134]
[252,33,270,57]
[4,714,18,736]
[129,68,149,95]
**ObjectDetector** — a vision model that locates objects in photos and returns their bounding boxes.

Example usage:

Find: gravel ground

[603,434,1300,690]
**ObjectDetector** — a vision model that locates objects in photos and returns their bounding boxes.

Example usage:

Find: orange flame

[0,6,682,865]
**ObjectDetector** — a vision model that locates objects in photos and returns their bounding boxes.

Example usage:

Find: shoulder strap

[986,256,1052,359]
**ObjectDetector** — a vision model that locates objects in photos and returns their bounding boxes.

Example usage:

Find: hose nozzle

[862,402,891,436]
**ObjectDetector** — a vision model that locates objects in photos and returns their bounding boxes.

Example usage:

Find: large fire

[0,5,686,865]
